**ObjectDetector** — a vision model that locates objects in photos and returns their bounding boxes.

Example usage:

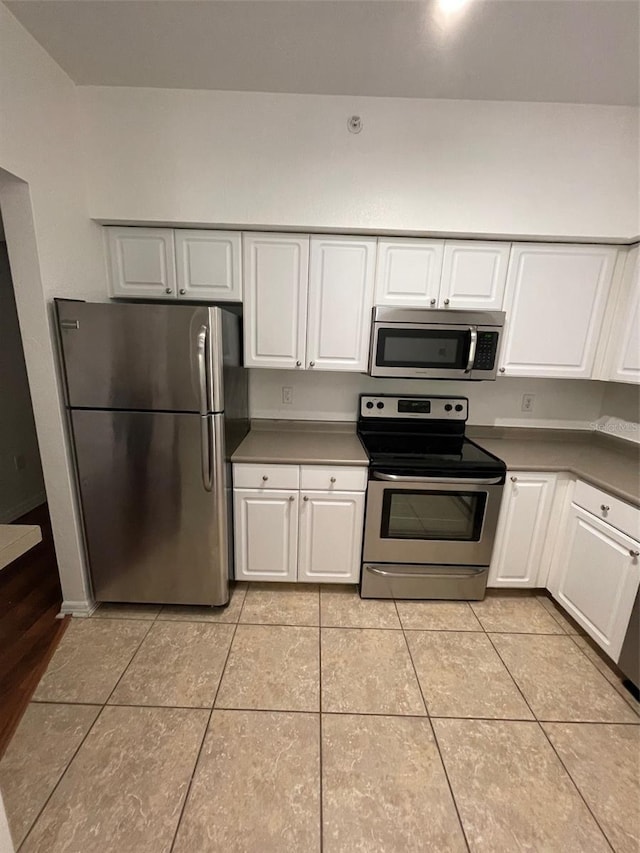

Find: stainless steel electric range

[358,394,506,600]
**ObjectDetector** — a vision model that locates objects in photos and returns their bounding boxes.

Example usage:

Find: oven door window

[376,328,469,369]
[381,490,486,541]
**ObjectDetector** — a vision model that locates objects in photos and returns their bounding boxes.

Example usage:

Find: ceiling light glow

[438,0,471,15]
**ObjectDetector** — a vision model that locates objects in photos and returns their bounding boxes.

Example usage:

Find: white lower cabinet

[488,472,557,587]
[298,492,365,583]
[233,489,298,581]
[550,502,640,662]
[233,464,366,583]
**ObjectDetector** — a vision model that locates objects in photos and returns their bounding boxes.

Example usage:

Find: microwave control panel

[472,331,500,371]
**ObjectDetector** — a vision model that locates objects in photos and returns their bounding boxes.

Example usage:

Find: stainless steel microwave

[369,308,505,380]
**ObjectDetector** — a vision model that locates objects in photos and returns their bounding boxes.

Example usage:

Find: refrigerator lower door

[71,409,229,605]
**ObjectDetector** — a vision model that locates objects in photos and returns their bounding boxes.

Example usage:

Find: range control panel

[359,395,468,420]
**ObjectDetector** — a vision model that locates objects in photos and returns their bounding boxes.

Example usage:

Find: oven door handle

[371,472,503,485]
[365,566,486,579]
[465,325,478,373]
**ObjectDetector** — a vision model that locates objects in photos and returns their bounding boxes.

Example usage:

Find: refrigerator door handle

[197,326,213,491]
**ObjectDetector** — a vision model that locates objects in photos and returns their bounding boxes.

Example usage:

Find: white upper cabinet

[375,239,444,307]
[175,230,241,301]
[297,490,365,583]
[440,241,510,311]
[243,233,309,369]
[500,244,617,378]
[107,227,176,299]
[608,248,640,384]
[488,472,557,588]
[307,236,376,371]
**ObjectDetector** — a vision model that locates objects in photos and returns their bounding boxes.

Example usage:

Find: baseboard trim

[0,491,46,524]
[60,599,97,618]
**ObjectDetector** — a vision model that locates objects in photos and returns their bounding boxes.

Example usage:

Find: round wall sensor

[347,116,362,134]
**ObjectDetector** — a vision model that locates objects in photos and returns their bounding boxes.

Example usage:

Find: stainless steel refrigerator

[55,299,248,606]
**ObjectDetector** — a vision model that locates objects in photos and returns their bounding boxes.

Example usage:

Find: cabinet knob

[510,476,518,482]
[309,361,315,367]
[443,299,450,306]
[303,495,309,502]
[600,504,610,513]
[289,495,294,502]
[430,298,436,306]
[165,287,172,294]
[630,550,639,558]
[179,288,186,295]
[296,360,302,367]
[499,367,506,374]
[330,476,336,483]
[262,475,269,482]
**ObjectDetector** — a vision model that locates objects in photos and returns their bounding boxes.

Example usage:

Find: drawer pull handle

[330,476,336,483]
[303,495,309,502]
[289,495,294,502]
[510,476,517,483]
[630,550,639,558]
[600,504,610,512]
[262,475,269,482]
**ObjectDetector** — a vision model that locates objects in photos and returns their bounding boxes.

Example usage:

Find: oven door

[363,475,503,566]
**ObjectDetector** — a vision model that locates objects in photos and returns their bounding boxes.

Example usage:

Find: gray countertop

[232,420,369,466]
[468,427,640,508]
[233,421,639,507]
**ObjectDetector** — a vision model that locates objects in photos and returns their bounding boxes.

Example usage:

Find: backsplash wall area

[249,371,610,429]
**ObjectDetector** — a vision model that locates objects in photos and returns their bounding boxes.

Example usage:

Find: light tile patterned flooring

[1,585,639,852]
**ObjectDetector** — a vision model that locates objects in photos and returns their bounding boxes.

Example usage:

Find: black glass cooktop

[358,433,506,478]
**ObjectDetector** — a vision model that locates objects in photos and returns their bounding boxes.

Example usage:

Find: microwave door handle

[372,472,503,485]
[465,326,478,373]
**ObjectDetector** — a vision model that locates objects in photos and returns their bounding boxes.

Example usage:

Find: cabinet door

[375,238,444,307]
[440,241,510,311]
[551,505,640,661]
[307,236,376,371]
[488,473,557,587]
[500,244,617,378]
[106,227,176,299]
[298,491,365,583]
[175,230,241,301]
[233,489,298,582]
[243,233,309,369]
[610,250,640,384]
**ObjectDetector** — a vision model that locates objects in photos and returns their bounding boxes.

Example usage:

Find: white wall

[0,241,45,521]
[80,87,639,241]
[0,3,107,610]
[249,371,606,430]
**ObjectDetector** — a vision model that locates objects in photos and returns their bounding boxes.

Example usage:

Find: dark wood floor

[0,504,68,757]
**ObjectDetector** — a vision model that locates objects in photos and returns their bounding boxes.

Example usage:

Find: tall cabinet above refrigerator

[55,299,248,606]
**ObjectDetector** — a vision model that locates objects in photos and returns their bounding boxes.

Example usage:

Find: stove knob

[455,404,464,412]
[376,402,385,409]
[444,404,453,412]
[366,402,374,409]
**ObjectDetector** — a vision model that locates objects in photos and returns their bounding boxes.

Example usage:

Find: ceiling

[5,0,639,106]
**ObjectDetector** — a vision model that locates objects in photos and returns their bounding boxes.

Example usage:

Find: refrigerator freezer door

[71,408,229,605]
[56,300,226,413]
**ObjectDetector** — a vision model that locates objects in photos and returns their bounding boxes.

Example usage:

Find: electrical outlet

[14,453,26,471]
[282,386,293,405]
[521,394,535,412]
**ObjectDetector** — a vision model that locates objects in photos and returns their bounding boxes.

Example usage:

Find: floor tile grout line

[318,584,324,853]
[488,630,640,721]
[101,618,157,707]
[23,698,640,724]
[394,599,471,853]
[16,702,106,852]
[565,633,640,719]
[169,616,241,853]
[536,723,617,853]
[483,631,542,721]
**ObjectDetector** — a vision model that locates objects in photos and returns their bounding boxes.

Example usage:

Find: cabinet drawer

[300,465,367,492]
[573,480,640,540]
[233,464,300,490]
